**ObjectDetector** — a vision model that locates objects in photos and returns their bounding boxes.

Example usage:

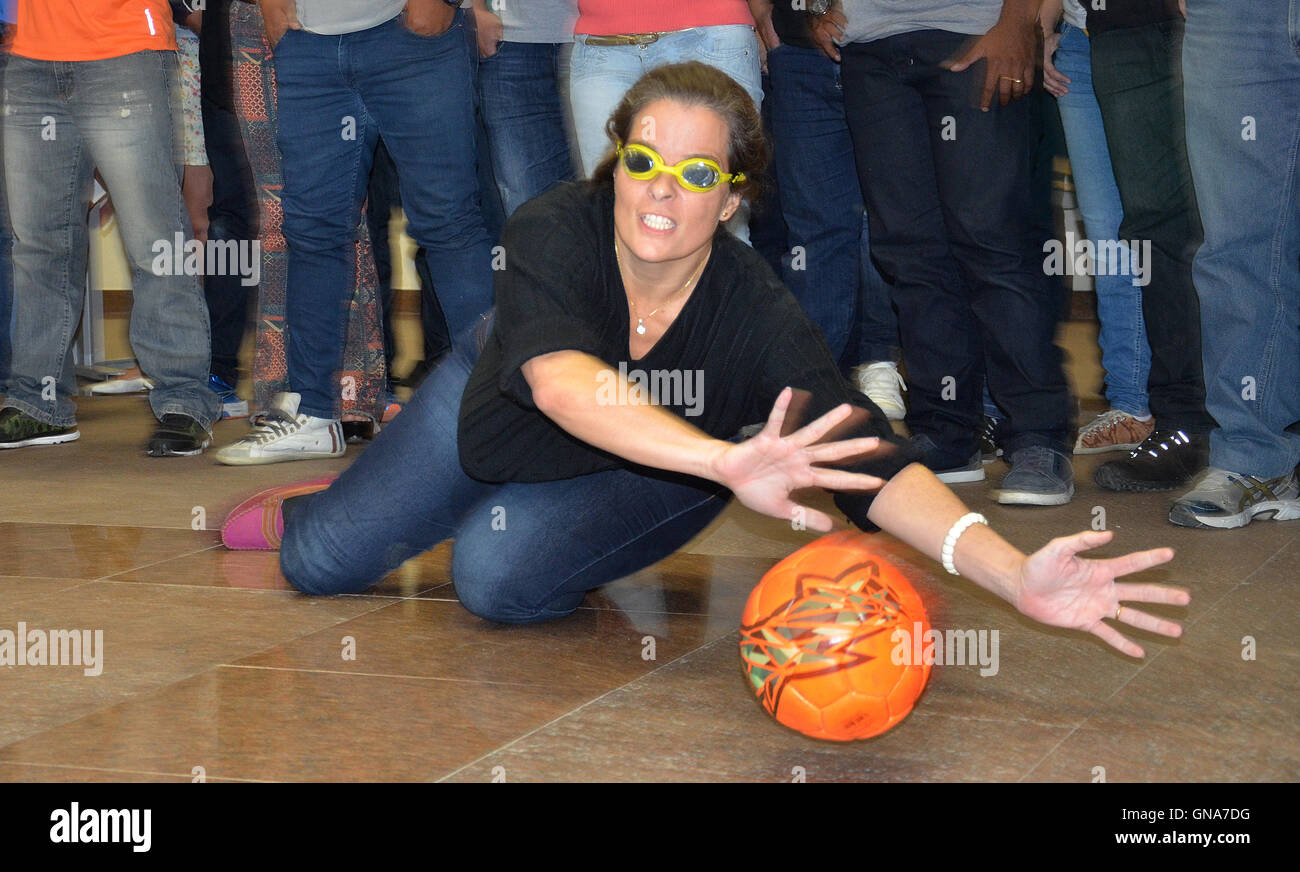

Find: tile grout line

[0,760,273,783]
[434,629,738,783]
[1015,536,1296,782]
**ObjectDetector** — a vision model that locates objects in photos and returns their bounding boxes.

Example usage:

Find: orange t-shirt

[11,0,176,61]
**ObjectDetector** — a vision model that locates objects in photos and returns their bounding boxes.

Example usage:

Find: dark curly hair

[591,60,768,202]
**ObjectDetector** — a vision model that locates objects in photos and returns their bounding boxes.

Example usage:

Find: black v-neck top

[458,182,921,530]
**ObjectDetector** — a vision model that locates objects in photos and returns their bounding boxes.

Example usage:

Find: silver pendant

[635,321,647,335]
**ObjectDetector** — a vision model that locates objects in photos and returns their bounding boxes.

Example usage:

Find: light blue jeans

[569,24,763,177]
[1,51,218,428]
[1053,24,1151,418]
[1183,0,1300,477]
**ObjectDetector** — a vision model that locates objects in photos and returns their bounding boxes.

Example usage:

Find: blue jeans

[479,41,576,218]
[272,11,494,419]
[1,51,219,428]
[1184,0,1300,477]
[1053,24,1151,418]
[569,25,763,176]
[279,316,730,623]
[765,43,896,365]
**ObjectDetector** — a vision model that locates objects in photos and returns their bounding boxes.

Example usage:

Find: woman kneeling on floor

[223,62,1186,657]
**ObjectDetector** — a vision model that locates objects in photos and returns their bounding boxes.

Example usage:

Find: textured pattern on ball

[739,530,932,741]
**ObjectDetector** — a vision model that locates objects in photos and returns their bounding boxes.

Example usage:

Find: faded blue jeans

[1,51,218,428]
[1053,24,1151,419]
[280,315,730,623]
[1183,0,1300,477]
[569,25,763,176]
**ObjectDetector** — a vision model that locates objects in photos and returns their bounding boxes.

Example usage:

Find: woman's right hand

[706,388,884,532]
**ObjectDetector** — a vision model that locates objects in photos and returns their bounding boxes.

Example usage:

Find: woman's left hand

[1014,530,1188,657]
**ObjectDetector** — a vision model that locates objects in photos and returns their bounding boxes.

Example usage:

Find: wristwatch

[808,0,834,15]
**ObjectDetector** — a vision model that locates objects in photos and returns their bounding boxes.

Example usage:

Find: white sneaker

[88,375,154,395]
[214,392,344,466]
[854,361,907,421]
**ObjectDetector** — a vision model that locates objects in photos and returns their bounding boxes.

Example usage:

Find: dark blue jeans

[272,11,494,419]
[765,43,896,365]
[842,31,1071,464]
[202,95,257,387]
[280,316,730,623]
[478,41,575,218]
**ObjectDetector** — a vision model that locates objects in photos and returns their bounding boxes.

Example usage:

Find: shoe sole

[215,450,346,466]
[0,431,81,448]
[147,438,211,458]
[1169,500,1300,529]
[995,484,1075,506]
[935,467,986,484]
[1093,466,1191,492]
[1073,442,1143,455]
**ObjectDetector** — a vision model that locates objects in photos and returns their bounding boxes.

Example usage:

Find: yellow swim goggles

[616,142,746,193]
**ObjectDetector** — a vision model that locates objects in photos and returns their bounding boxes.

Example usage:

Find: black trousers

[842,30,1071,465]
[1091,18,1214,434]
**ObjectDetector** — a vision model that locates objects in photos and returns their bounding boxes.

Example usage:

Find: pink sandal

[221,476,336,551]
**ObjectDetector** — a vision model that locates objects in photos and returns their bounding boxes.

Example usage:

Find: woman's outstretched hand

[1014,530,1188,657]
[708,387,883,532]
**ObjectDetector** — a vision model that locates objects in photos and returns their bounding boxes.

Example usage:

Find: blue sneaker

[209,374,249,420]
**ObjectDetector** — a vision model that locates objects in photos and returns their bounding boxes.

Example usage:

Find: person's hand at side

[473,0,503,56]
[404,0,457,37]
[748,0,780,73]
[809,7,847,63]
[944,0,1038,110]
[258,0,301,47]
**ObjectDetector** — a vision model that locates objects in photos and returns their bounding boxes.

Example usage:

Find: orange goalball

[739,530,932,741]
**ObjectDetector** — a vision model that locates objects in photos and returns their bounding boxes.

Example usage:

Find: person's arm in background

[747,0,778,72]
[1039,0,1069,97]
[944,0,1043,111]
[472,0,503,57]
[257,0,301,45]
[169,1,202,34]
[807,0,846,62]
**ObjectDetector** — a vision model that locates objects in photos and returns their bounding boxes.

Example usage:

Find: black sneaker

[146,414,210,457]
[0,407,80,448]
[1093,428,1208,492]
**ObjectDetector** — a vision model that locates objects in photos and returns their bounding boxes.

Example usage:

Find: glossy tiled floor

[1,363,1297,781]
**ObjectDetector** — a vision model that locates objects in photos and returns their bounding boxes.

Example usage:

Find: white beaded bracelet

[941,512,988,576]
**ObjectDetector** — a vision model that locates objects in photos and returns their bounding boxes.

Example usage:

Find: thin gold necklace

[614,235,708,336]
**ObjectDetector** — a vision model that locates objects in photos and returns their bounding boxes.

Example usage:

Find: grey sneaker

[1169,468,1300,529]
[995,446,1074,506]
[911,434,985,484]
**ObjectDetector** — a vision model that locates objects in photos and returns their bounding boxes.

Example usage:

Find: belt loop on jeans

[583,32,669,46]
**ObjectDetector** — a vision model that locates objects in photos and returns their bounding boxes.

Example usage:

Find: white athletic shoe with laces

[214,392,344,466]
[853,360,907,421]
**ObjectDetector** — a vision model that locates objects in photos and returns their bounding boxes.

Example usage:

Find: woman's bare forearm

[523,350,730,481]
[867,463,1027,606]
